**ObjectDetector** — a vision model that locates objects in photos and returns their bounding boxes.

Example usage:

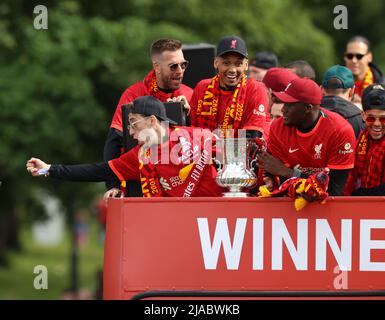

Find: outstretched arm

[26,157,117,182]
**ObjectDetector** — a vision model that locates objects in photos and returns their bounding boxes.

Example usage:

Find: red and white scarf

[138,131,212,197]
[344,129,385,194]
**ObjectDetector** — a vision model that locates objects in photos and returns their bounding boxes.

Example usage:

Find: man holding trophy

[26,93,265,198]
[26,96,227,198]
[187,35,271,196]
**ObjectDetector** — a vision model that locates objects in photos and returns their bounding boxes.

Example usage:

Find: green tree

[300,0,385,73]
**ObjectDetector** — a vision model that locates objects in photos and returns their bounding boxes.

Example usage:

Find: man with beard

[189,35,270,140]
[104,38,193,197]
[258,77,356,196]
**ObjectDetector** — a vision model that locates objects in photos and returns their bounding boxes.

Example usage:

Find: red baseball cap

[272,77,322,105]
[262,68,299,92]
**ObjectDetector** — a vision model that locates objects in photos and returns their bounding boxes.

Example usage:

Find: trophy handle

[246,137,267,171]
[249,158,258,171]
[246,140,257,170]
[212,158,223,172]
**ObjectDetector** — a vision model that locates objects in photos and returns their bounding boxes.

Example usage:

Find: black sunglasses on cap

[344,53,368,60]
[169,61,189,71]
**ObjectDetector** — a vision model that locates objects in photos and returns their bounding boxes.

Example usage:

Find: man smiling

[344,89,385,196]
[189,35,270,140]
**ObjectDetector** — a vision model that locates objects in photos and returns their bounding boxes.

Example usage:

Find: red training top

[267,108,356,175]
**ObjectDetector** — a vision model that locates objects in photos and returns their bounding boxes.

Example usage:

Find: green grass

[0,222,104,300]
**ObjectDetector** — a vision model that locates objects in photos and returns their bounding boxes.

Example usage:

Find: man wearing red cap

[258,77,356,196]
[189,35,270,140]
[262,67,298,120]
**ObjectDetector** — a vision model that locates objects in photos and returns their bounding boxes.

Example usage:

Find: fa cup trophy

[215,136,258,197]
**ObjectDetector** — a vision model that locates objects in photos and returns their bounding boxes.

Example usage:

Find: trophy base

[222,192,249,198]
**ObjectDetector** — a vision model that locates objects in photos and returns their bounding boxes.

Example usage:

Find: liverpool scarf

[138,133,212,197]
[355,68,374,98]
[195,74,248,135]
[143,69,179,101]
[344,129,385,194]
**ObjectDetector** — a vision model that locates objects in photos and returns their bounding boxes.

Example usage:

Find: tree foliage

[300,0,385,73]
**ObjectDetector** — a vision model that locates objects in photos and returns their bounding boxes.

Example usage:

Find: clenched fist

[26,157,51,176]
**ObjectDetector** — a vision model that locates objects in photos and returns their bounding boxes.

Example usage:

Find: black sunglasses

[365,115,385,124]
[169,61,189,71]
[344,53,368,60]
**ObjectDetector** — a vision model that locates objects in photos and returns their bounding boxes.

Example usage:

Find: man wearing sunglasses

[27,96,226,198]
[344,89,385,196]
[104,38,193,198]
[257,77,356,196]
[344,36,385,101]
[189,35,270,141]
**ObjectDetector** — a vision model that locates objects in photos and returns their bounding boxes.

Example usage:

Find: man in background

[248,51,279,81]
[321,65,365,138]
[262,67,298,120]
[343,35,385,102]
[285,60,316,80]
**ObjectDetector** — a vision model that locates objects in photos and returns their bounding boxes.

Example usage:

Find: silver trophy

[215,136,258,197]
